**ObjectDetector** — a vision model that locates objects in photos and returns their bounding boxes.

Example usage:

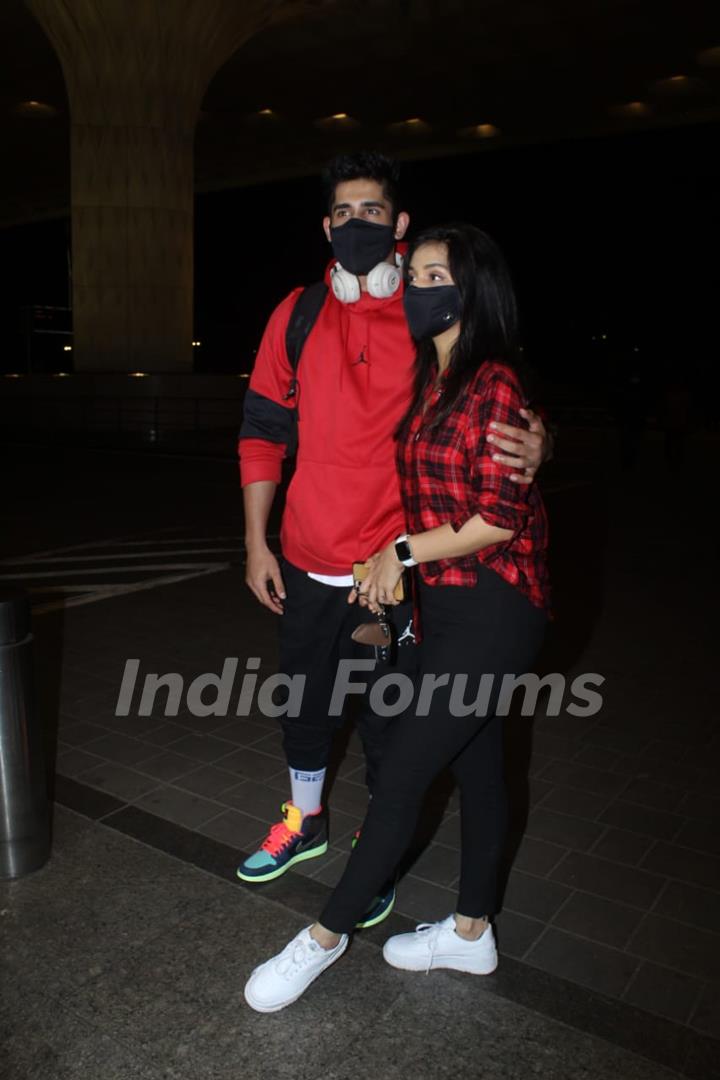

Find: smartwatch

[394,534,418,567]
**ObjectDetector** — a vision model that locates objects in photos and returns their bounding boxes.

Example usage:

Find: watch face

[396,540,412,562]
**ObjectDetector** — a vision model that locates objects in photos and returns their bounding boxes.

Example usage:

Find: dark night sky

[2,121,718,402]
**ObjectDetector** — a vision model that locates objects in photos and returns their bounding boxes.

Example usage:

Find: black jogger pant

[277,559,418,793]
[319,567,547,933]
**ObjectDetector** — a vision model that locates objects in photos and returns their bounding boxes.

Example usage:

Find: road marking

[0,563,230,580]
[77,536,247,547]
[30,564,230,615]
[27,585,107,593]
[2,549,243,564]
[2,533,277,563]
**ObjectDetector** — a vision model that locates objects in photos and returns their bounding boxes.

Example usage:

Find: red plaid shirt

[396,360,550,610]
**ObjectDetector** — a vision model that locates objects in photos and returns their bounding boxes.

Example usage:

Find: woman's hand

[356,546,404,611]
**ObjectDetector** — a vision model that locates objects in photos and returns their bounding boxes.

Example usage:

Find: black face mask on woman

[403,284,462,340]
[330,218,395,275]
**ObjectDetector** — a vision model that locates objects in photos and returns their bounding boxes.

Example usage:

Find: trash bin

[0,587,50,878]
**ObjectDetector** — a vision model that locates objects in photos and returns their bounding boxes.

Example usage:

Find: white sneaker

[244,926,348,1012]
[383,914,498,975]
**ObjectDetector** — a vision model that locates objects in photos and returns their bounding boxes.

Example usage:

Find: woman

[244,223,551,1012]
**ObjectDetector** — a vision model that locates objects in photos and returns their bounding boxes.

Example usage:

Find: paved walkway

[2,432,718,1079]
[2,807,690,1080]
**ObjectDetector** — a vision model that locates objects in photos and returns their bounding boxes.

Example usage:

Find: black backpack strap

[283,281,329,401]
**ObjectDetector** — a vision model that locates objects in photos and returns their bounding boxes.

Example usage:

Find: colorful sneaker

[244,925,348,1012]
[351,829,397,929]
[236,802,328,883]
[383,914,498,975]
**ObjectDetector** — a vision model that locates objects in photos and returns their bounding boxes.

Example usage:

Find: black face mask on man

[403,284,462,340]
[330,218,395,276]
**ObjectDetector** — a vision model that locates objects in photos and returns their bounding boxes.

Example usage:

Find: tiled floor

[2,807,694,1080]
[3,435,720,1078]
[48,574,720,1033]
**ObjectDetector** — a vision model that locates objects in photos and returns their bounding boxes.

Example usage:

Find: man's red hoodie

[238,253,415,576]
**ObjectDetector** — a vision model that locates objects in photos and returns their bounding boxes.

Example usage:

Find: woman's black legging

[319,567,547,935]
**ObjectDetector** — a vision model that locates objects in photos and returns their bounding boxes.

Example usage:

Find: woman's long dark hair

[397,223,521,435]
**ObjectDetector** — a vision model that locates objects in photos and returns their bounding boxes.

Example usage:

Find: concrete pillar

[25,0,293,371]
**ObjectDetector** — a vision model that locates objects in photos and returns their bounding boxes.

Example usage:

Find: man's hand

[487,408,550,485]
[245,544,286,614]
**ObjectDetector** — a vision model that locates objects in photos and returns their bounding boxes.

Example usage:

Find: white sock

[289,767,326,817]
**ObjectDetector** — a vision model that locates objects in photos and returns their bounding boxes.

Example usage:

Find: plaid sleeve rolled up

[449,365,531,536]
[396,359,550,609]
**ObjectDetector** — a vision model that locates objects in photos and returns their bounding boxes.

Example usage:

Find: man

[237,152,546,926]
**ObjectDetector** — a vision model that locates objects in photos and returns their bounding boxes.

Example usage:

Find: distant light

[315,113,358,130]
[258,108,274,116]
[128,372,147,377]
[652,74,700,96]
[237,373,250,379]
[387,117,430,134]
[601,334,608,340]
[462,123,500,139]
[18,99,57,118]
[633,346,640,352]
[53,372,71,377]
[63,344,72,352]
[4,373,23,378]
[192,340,202,347]
[591,336,597,341]
[611,101,650,117]
[697,46,720,67]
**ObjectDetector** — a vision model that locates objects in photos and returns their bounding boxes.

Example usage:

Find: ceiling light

[314,113,358,129]
[17,100,57,118]
[128,372,148,377]
[245,107,280,127]
[610,101,651,118]
[459,123,500,139]
[651,74,701,95]
[697,46,720,67]
[387,118,430,134]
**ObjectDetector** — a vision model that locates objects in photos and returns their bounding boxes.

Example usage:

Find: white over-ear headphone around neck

[330,251,403,304]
